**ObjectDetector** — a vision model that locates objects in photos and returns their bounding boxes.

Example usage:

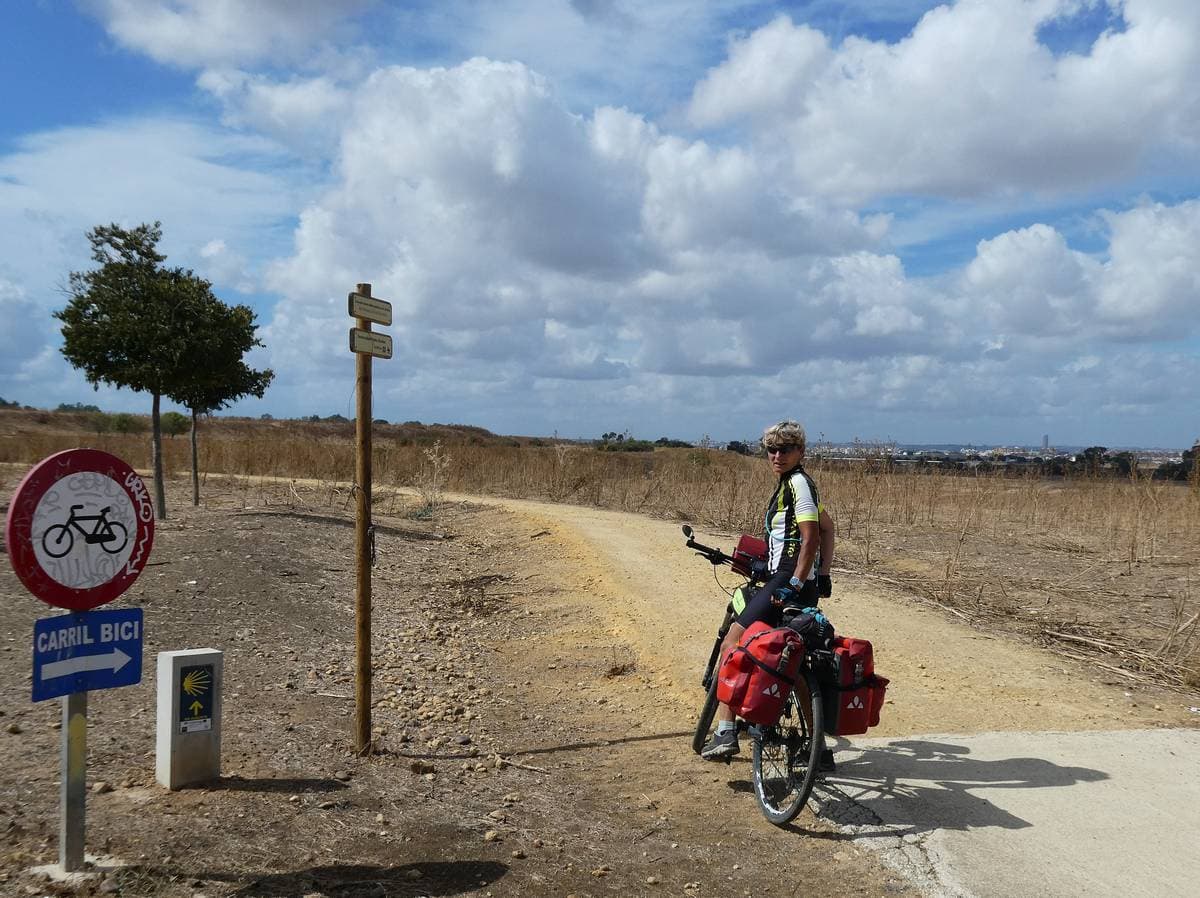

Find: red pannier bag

[716,621,806,725]
[819,636,889,736]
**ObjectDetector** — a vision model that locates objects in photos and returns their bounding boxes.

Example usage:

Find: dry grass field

[3,409,1197,694]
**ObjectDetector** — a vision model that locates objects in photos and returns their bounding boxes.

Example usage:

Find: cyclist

[702,419,828,761]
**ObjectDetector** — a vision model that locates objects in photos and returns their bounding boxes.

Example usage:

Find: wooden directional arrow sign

[349,328,393,359]
[348,291,392,326]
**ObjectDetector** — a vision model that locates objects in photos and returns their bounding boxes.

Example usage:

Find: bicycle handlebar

[681,524,731,566]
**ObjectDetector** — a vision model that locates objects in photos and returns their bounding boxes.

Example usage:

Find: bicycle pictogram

[41,505,129,559]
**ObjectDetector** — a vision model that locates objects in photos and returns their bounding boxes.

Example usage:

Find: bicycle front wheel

[751,668,824,825]
[691,675,721,755]
[42,524,74,559]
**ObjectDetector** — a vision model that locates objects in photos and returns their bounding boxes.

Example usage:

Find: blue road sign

[33,607,143,702]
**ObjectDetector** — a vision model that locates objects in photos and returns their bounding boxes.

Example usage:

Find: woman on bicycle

[701,419,825,761]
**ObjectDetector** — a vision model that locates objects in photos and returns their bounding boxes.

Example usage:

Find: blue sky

[1,0,1198,449]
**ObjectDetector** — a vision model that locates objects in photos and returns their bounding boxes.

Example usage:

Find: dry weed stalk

[1158,577,1199,686]
[415,440,452,515]
[548,439,576,502]
[940,479,985,605]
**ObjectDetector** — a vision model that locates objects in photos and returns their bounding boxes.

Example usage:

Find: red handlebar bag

[716,621,806,725]
[729,534,768,576]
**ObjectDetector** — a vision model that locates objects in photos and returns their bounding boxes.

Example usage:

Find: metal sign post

[347,283,392,754]
[61,691,87,871]
[5,449,154,874]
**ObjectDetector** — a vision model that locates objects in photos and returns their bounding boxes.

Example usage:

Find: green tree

[1078,446,1108,477]
[1160,440,1200,483]
[168,294,273,505]
[161,410,189,437]
[56,222,235,519]
[56,402,102,413]
[88,412,113,435]
[111,412,146,434]
[1110,451,1138,477]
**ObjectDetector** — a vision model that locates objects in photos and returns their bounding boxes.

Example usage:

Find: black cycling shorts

[736,571,819,629]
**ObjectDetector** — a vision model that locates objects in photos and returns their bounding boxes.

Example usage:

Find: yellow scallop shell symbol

[182,669,211,696]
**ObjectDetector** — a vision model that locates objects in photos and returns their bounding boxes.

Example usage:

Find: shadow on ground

[813,738,1109,836]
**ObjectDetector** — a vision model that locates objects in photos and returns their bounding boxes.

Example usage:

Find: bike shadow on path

[803,738,1109,838]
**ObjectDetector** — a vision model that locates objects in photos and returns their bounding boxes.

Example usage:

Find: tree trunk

[151,391,167,520]
[190,408,200,507]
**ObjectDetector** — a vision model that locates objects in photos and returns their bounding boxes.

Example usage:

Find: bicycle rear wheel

[751,668,824,825]
[42,524,74,559]
[691,675,720,754]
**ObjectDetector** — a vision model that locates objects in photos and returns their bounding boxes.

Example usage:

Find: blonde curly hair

[761,420,807,455]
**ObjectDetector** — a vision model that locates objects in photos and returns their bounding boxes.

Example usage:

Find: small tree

[1079,446,1108,477]
[111,412,146,434]
[168,294,273,505]
[88,412,113,435]
[161,411,189,438]
[57,223,208,518]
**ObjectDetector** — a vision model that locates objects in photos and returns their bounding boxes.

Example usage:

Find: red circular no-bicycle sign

[5,449,155,611]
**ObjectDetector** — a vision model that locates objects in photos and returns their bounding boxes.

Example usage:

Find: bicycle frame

[700,604,733,689]
[64,505,119,545]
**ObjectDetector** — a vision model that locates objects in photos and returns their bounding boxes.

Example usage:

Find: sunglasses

[765,445,799,456]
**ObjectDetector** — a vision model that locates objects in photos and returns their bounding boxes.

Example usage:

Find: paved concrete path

[815,728,1200,897]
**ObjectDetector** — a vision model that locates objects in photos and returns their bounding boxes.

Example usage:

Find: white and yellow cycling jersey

[764,465,820,580]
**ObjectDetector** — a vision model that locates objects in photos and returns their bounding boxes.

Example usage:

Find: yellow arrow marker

[189,701,204,716]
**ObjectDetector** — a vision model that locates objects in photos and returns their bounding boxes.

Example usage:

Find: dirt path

[466,493,1198,735]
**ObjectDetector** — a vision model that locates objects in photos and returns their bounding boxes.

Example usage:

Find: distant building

[1042,434,1049,450]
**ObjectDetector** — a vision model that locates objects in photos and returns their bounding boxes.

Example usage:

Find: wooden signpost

[347,283,392,753]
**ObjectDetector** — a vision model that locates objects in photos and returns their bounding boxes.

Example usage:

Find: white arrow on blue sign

[33,608,144,702]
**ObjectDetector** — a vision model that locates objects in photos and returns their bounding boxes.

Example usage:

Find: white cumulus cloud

[689,0,1200,200]
[85,0,373,69]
